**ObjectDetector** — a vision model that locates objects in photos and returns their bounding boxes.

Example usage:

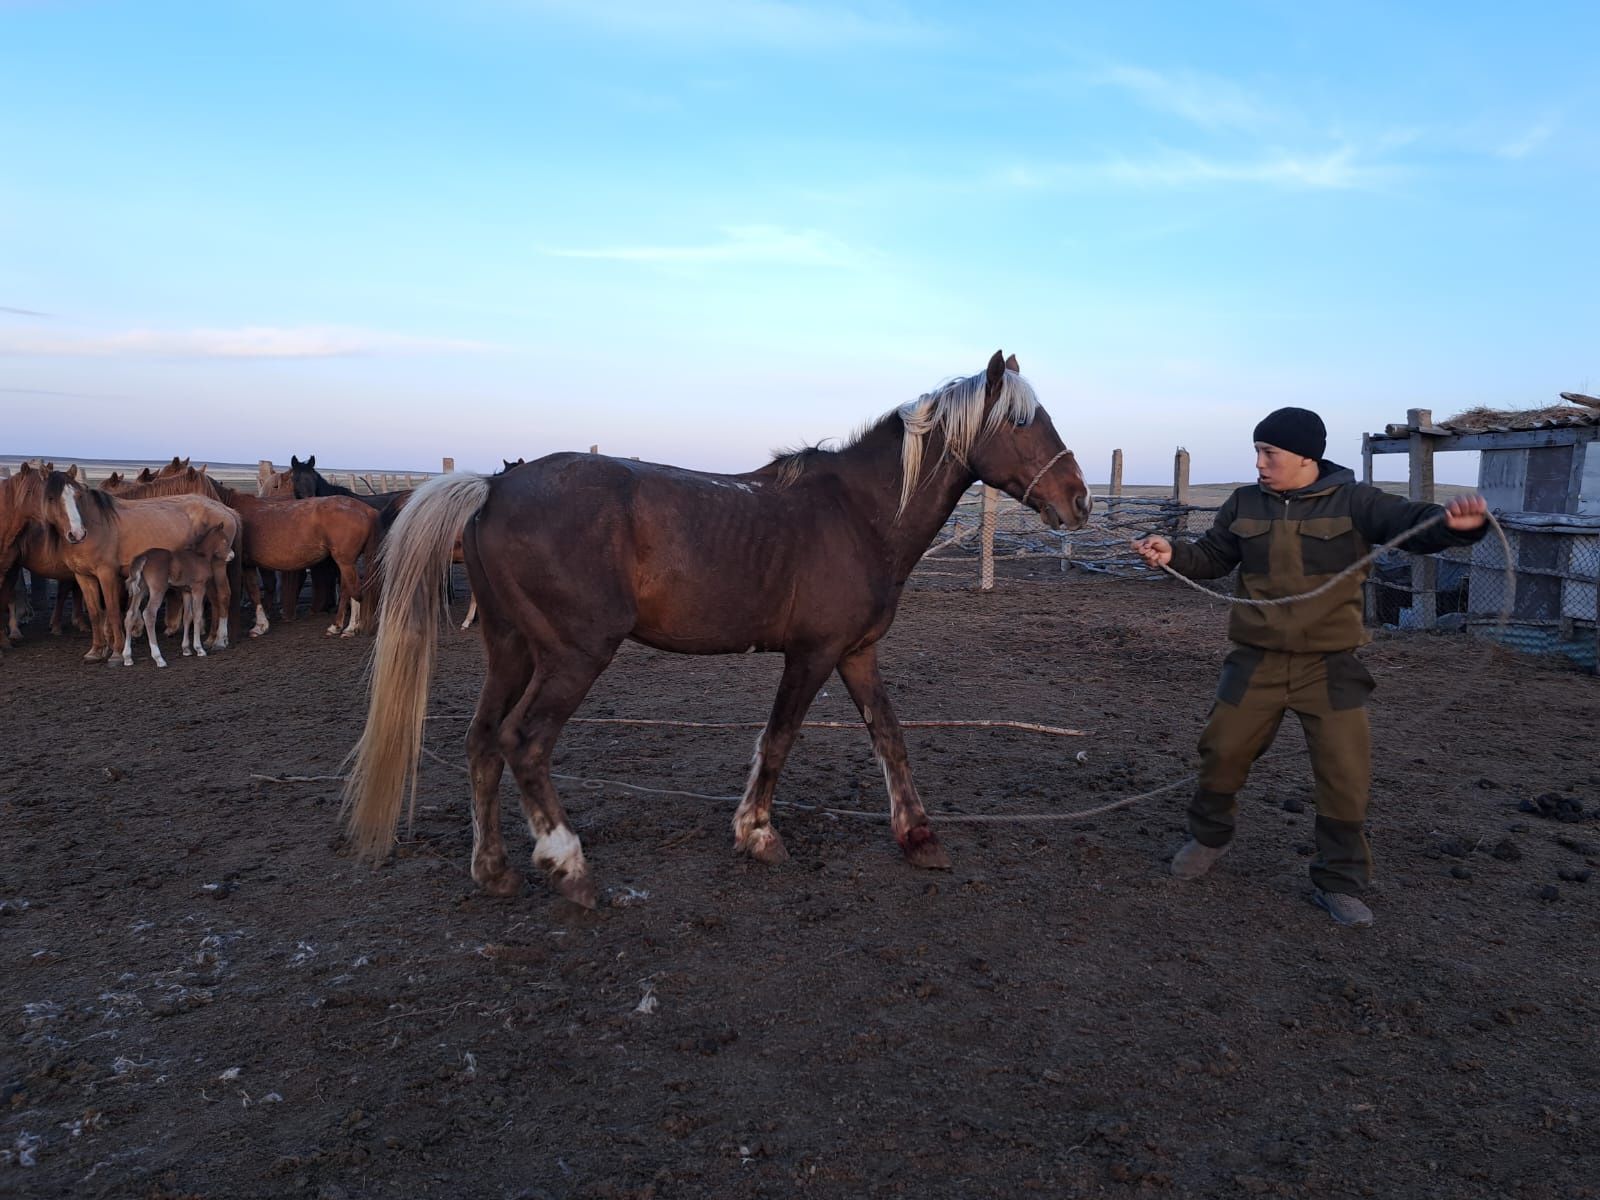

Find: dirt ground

[3,565,1598,1200]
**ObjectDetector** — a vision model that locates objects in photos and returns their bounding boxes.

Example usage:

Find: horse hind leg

[466,638,532,897]
[121,564,147,667]
[731,651,837,865]
[499,645,615,908]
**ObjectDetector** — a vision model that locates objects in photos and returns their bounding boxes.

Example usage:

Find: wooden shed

[1363,394,1600,670]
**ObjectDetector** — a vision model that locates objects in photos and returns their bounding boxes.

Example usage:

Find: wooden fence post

[1408,408,1437,629]
[1172,447,1190,536]
[1361,433,1373,486]
[979,485,997,591]
[590,444,599,455]
[442,457,454,474]
[258,459,273,493]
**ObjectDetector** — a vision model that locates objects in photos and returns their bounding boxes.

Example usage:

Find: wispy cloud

[541,224,860,266]
[1002,145,1391,192]
[1495,119,1556,160]
[0,326,496,359]
[1,305,50,317]
[520,0,937,49]
[1091,64,1275,132]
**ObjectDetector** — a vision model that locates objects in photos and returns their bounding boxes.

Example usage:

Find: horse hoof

[340,629,356,639]
[740,827,790,865]
[477,869,524,898]
[325,625,340,637]
[901,828,952,870]
[555,872,599,909]
[195,649,207,658]
[155,659,167,668]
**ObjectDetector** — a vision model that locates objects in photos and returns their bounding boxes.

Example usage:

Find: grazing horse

[343,351,1092,907]
[38,469,240,661]
[122,541,232,667]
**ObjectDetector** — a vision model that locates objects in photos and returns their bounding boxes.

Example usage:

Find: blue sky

[2,1,1595,484]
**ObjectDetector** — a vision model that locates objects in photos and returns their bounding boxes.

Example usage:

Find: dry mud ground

[2,567,1598,1199]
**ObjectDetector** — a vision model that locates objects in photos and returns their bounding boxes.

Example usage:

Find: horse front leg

[329,559,361,637]
[836,645,950,869]
[99,567,131,665]
[246,569,269,637]
[74,572,110,661]
[186,591,207,657]
[731,650,836,865]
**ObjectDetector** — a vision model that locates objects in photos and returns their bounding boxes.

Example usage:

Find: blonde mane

[895,369,1037,516]
[767,368,1038,517]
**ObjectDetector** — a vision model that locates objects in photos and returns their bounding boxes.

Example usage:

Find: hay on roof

[1440,404,1591,432]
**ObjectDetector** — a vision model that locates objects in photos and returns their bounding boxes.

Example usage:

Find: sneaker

[1170,839,1230,880]
[1312,889,1374,928]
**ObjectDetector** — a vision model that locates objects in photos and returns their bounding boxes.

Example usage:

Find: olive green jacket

[1168,463,1488,652]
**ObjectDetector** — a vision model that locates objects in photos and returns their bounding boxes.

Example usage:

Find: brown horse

[0,465,47,645]
[343,351,1092,907]
[122,539,232,667]
[458,459,525,631]
[203,482,379,637]
[38,469,241,661]
[12,523,90,636]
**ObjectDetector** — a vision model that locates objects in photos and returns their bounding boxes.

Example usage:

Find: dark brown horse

[344,352,1091,907]
[277,455,412,532]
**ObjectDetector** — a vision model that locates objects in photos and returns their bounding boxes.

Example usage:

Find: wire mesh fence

[920,486,1600,670]
[919,484,1220,580]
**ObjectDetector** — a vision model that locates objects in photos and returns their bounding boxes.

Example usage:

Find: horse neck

[314,472,354,498]
[832,420,977,577]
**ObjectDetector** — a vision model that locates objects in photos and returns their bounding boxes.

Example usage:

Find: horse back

[477,454,894,651]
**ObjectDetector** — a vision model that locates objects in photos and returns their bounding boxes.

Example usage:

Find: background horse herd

[0,453,398,667]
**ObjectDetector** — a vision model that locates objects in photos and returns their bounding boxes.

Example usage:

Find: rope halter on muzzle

[1019,448,1074,508]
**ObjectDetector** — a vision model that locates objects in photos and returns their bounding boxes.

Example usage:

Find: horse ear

[306,455,315,469]
[65,464,78,481]
[985,350,1006,396]
[291,455,300,468]
[1005,353,1019,372]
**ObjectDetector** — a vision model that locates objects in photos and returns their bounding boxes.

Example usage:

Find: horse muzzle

[1040,492,1092,531]
[66,531,85,544]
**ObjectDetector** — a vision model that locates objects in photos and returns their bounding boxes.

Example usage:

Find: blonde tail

[341,472,491,860]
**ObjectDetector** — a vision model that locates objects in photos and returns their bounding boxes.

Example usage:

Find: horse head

[967,350,1092,531]
[41,469,91,543]
[288,455,320,499]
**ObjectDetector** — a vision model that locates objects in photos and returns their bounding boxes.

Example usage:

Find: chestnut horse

[122,541,231,667]
[208,482,380,638]
[107,468,381,638]
[343,351,1091,907]
[38,469,241,661]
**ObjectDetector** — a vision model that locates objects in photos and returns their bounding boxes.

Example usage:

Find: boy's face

[1255,442,1319,492]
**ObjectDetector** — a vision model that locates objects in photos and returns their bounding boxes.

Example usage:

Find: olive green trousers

[1189,646,1376,895]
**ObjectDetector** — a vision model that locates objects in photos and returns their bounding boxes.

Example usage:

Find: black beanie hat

[1253,407,1326,461]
